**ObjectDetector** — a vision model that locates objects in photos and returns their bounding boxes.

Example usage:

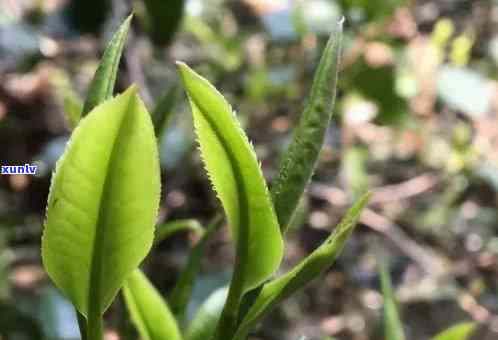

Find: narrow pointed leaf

[272,19,343,232]
[233,193,370,340]
[42,86,160,317]
[185,287,228,340]
[432,322,476,340]
[177,62,284,293]
[123,270,182,340]
[82,15,132,116]
[381,264,406,340]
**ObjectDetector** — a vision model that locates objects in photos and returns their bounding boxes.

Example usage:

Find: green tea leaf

[185,287,228,340]
[42,86,160,319]
[233,193,370,340]
[169,215,223,323]
[432,322,476,340]
[177,62,283,293]
[123,269,182,340]
[177,62,284,337]
[155,219,204,245]
[82,15,132,116]
[271,20,343,232]
[381,264,406,340]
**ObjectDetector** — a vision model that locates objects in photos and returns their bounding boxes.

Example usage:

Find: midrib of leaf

[87,90,136,338]
[271,20,343,232]
[192,100,250,337]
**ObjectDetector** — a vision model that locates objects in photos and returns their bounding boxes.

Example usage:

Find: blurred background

[1,0,498,339]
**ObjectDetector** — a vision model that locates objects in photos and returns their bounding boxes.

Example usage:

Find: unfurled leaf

[177,62,284,294]
[178,62,284,337]
[271,20,343,232]
[381,264,406,340]
[233,193,370,340]
[82,15,132,116]
[42,86,160,318]
[169,216,223,323]
[432,322,476,340]
[123,270,182,340]
[185,287,228,340]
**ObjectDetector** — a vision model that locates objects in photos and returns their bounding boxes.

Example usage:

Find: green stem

[87,309,103,340]
[212,257,245,339]
[212,212,249,339]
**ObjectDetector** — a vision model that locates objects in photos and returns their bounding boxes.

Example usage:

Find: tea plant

[41,16,371,340]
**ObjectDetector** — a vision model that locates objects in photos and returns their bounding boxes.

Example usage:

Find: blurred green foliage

[1,0,498,339]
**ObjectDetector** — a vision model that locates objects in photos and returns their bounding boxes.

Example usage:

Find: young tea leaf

[271,19,343,232]
[380,264,406,340]
[185,287,228,340]
[123,270,182,340]
[42,87,160,320]
[177,62,283,292]
[177,62,284,337]
[81,15,132,116]
[233,193,370,340]
[432,322,476,340]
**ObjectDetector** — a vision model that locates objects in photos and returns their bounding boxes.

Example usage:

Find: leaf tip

[125,13,134,22]
[123,84,139,97]
[176,61,194,84]
[175,61,189,73]
[120,13,133,33]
